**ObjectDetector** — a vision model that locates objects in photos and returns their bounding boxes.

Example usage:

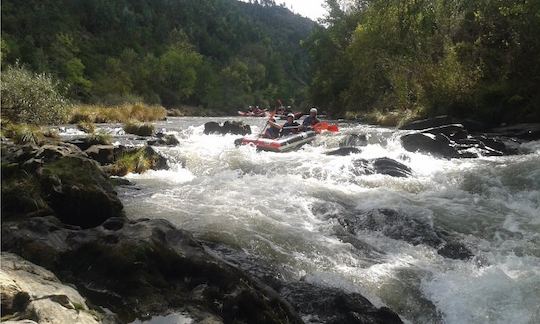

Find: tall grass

[69,103,167,124]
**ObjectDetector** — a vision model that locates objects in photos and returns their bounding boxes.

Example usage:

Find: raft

[236,131,317,152]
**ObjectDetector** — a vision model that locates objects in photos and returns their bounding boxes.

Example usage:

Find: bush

[1,64,70,125]
[123,122,154,137]
[69,104,167,123]
[3,123,45,145]
[77,121,96,133]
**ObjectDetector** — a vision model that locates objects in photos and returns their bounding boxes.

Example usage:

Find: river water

[64,117,540,323]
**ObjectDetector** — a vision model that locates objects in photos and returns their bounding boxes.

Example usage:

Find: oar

[313,122,339,133]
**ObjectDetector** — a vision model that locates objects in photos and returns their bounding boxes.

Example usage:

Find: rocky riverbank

[1,133,402,323]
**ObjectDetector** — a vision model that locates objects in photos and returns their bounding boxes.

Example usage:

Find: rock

[371,157,412,178]
[2,217,302,324]
[400,115,487,132]
[104,146,169,176]
[340,134,368,147]
[0,252,102,324]
[350,158,412,178]
[147,134,179,146]
[65,138,108,151]
[84,145,115,165]
[33,143,86,162]
[401,133,459,159]
[40,155,124,228]
[487,123,540,141]
[204,121,251,135]
[327,208,473,260]
[326,147,362,156]
[437,241,474,260]
[281,282,403,324]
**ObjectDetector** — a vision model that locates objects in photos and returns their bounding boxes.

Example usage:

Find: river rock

[147,134,180,146]
[399,115,487,132]
[0,252,102,324]
[204,121,251,135]
[486,123,540,141]
[280,282,403,324]
[340,134,368,147]
[2,142,123,228]
[351,158,412,178]
[329,208,473,260]
[1,216,302,324]
[84,145,115,165]
[326,147,362,156]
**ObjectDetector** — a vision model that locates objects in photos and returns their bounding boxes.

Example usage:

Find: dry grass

[69,103,167,124]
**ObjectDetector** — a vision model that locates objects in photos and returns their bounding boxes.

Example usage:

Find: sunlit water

[62,117,540,323]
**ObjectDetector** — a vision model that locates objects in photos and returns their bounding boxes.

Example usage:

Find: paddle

[313,122,339,133]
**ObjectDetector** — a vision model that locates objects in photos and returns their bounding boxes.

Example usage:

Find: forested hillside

[1,0,314,112]
[306,0,540,124]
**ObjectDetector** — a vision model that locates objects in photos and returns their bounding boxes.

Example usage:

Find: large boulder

[40,156,124,228]
[486,123,540,141]
[340,134,368,147]
[1,216,302,324]
[0,253,103,324]
[281,282,403,324]
[204,121,251,135]
[1,142,124,228]
[399,115,487,132]
[401,133,459,159]
[334,208,473,260]
[400,123,511,158]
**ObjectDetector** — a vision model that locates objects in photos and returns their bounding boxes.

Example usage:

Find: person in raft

[280,113,301,137]
[263,117,281,139]
[301,107,321,130]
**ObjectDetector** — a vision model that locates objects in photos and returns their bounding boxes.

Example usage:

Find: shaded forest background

[2,0,540,124]
[1,0,314,112]
[307,0,540,124]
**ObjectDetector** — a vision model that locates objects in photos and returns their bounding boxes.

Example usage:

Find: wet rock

[400,115,487,132]
[326,147,362,156]
[204,121,251,135]
[371,157,412,178]
[34,143,86,162]
[325,208,473,260]
[147,134,179,146]
[401,133,459,159]
[280,282,403,324]
[437,241,474,260]
[0,252,102,324]
[487,123,540,141]
[2,217,302,324]
[350,158,412,178]
[85,145,115,165]
[340,134,368,147]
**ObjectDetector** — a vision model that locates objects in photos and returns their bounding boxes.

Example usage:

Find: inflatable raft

[235,131,317,152]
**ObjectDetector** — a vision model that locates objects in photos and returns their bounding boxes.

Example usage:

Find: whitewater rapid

[79,117,539,323]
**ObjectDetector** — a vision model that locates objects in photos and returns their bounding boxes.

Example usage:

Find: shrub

[77,121,96,133]
[3,123,45,145]
[69,104,167,124]
[87,132,112,145]
[1,64,70,125]
[123,122,154,137]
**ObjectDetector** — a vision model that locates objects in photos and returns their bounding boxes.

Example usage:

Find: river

[63,117,540,323]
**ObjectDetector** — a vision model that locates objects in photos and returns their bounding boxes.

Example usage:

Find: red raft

[235,131,317,152]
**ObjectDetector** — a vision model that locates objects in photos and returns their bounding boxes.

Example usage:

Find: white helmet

[287,113,295,118]
[310,108,317,114]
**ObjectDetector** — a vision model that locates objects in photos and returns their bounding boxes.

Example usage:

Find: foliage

[69,104,167,124]
[1,0,314,112]
[1,65,71,125]
[77,121,96,134]
[123,122,154,137]
[2,123,45,145]
[108,147,161,176]
[306,0,540,124]
[87,132,112,146]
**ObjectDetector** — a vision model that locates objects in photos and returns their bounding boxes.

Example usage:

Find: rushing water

[64,117,540,323]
